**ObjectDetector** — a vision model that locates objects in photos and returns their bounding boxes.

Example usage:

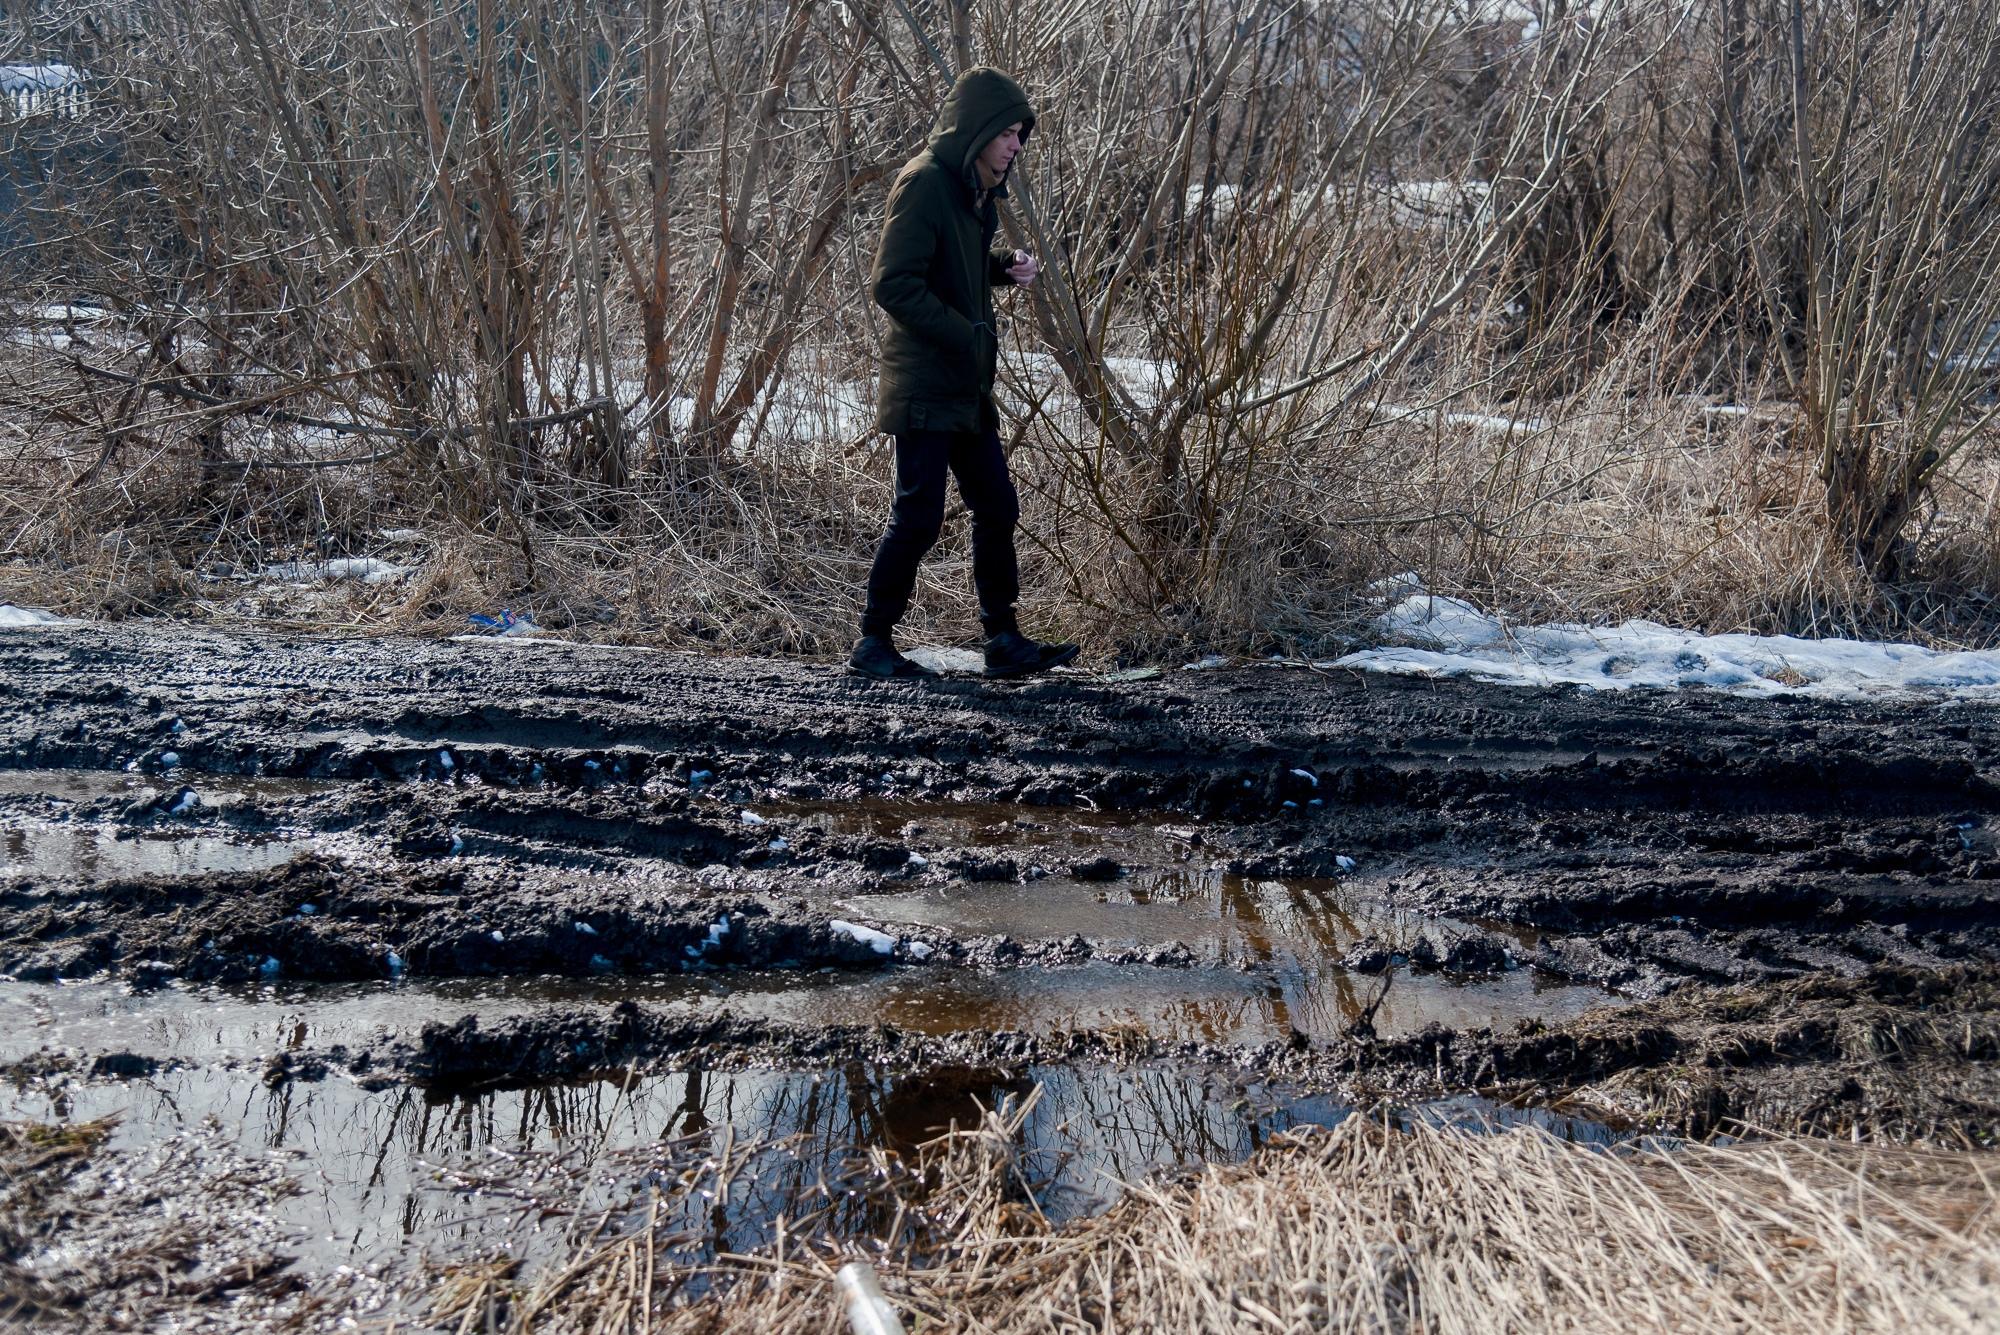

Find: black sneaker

[847,634,940,679]
[983,629,1080,679]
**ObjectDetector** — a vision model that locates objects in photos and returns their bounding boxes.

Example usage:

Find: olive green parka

[870,67,1036,436]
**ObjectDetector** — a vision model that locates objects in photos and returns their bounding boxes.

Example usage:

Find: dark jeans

[861,427,1019,639]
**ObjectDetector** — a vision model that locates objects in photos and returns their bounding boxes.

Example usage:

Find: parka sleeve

[870,173,977,351]
[988,246,1019,287]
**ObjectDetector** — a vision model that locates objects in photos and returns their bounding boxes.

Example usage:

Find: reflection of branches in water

[1023,1066,1254,1213]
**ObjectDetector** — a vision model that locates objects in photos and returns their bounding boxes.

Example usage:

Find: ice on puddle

[385,951,404,974]
[905,941,935,960]
[489,930,504,943]
[573,921,596,935]
[260,957,281,976]
[1283,800,1299,809]
[1336,855,1358,871]
[689,769,713,786]
[158,752,180,769]
[297,904,316,916]
[829,919,897,955]
[740,809,767,826]
[769,837,789,851]
[169,718,187,734]
[1336,593,2000,701]
[907,851,930,868]
[167,789,197,814]
[1290,768,1318,786]
[437,749,455,771]
[449,833,464,855]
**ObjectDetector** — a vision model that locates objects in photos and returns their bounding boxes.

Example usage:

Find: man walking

[849,66,1079,681]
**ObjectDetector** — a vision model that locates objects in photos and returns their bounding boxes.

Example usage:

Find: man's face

[977,123,1025,181]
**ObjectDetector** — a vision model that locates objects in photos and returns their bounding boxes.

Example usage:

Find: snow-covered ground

[1332,588,2000,700]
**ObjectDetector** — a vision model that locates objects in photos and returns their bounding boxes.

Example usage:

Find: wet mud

[3,623,1998,1328]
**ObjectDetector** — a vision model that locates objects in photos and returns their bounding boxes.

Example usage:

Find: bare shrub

[4,0,2000,648]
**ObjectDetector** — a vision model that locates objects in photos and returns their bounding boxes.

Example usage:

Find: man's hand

[1006,250,1040,287]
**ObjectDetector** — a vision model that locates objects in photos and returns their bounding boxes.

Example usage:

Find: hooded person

[849,66,1079,680]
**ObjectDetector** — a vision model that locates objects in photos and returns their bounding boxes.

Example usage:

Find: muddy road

[3,623,1998,1327]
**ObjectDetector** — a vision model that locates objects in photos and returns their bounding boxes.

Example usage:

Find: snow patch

[0,604,75,628]
[262,557,412,584]
[1337,592,2000,699]
[829,919,897,955]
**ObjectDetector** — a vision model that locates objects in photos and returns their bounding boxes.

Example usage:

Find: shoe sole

[983,643,1080,679]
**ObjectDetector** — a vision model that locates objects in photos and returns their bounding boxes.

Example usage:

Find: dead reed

[426,1097,2000,1334]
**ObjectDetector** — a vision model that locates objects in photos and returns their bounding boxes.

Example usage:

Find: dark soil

[4,623,1997,995]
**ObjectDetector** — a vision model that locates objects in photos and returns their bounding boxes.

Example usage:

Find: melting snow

[0,604,73,627]
[1333,593,2000,700]
[829,919,897,955]
[262,558,412,584]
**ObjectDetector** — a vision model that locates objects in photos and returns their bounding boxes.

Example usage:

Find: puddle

[0,767,336,805]
[770,798,1611,1038]
[0,790,1637,1294]
[0,768,327,878]
[1,933,1613,1072]
[0,823,300,879]
[2,1056,1624,1284]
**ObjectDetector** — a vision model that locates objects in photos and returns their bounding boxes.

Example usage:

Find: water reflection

[3,1060,1342,1266]
[0,823,299,879]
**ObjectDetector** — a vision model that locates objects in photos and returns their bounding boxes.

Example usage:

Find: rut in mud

[3,623,1999,1329]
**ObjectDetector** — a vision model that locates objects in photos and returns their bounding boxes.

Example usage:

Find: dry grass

[428,1096,2000,1334]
